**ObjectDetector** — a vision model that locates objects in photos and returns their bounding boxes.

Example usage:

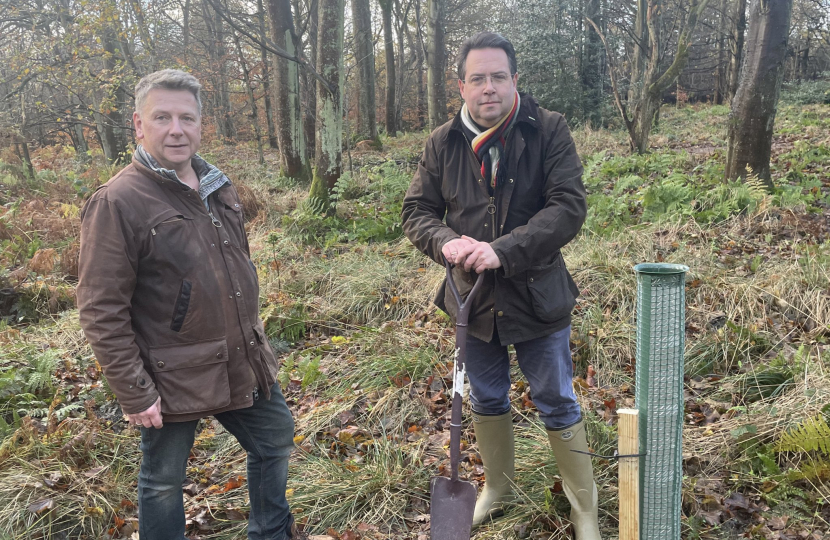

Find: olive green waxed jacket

[401,95,586,345]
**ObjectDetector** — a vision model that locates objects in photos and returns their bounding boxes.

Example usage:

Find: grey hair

[134,69,202,114]
[456,32,517,81]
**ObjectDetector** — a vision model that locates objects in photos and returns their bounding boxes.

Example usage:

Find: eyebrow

[468,70,510,77]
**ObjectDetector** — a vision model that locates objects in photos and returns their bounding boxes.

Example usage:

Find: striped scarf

[461,91,520,193]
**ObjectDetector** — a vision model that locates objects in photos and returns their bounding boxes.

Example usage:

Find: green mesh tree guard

[634,263,689,540]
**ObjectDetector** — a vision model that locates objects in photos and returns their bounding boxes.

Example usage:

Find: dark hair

[456,32,517,81]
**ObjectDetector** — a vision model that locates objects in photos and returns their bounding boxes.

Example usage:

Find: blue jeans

[465,324,581,430]
[138,383,296,540]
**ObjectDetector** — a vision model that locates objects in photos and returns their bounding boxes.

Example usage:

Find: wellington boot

[471,412,515,527]
[548,421,602,540]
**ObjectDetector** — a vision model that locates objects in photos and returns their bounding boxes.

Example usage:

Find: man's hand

[125,397,163,429]
[456,235,502,274]
[442,237,475,265]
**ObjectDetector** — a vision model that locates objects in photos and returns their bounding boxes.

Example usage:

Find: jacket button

[236,292,241,297]
[490,308,494,313]
[484,224,488,227]
[216,352,223,358]
[228,295,233,299]
[234,203,239,208]
[530,277,534,283]
[497,311,504,317]
[211,243,215,247]
[478,179,482,183]
[509,178,514,183]
[156,361,164,368]
[224,240,229,245]
[250,341,255,346]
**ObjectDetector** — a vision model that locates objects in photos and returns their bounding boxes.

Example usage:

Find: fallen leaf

[226,508,247,521]
[27,499,54,514]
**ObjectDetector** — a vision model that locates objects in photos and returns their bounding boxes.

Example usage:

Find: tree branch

[585,17,634,135]
[201,0,334,95]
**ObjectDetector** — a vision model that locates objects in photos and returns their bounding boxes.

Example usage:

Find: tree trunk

[351,0,377,142]
[725,0,793,189]
[302,0,318,163]
[628,0,649,106]
[628,0,711,153]
[425,0,446,130]
[267,0,309,179]
[394,0,407,131]
[582,0,602,126]
[379,0,397,136]
[97,29,129,164]
[727,0,747,101]
[70,122,90,162]
[203,0,236,141]
[257,0,278,148]
[414,0,426,129]
[714,0,729,104]
[233,32,265,165]
[183,0,191,54]
[308,0,344,208]
[800,34,810,80]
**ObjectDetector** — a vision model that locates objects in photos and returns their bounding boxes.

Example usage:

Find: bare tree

[379,0,397,136]
[351,0,378,143]
[256,0,278,148]
[267,0,309,179]
[727,0,747,101]
[233,30,265,164]
[308,0,343,208]
[726,0,794,189]
[426,0,446,130]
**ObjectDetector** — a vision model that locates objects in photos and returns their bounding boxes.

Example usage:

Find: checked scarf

[461,91,520,194]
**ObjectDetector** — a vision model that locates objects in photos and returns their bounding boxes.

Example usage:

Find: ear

[458,78,465,100]
[133,111,144,140]
[512,72,518,88]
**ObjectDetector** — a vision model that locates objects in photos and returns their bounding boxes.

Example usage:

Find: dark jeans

[465,324,581,429]
[138,383,295,540]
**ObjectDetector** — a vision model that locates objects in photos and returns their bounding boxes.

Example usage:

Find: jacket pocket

[148,339,231,415]
[170,280,192,332]
[527,254,576,324]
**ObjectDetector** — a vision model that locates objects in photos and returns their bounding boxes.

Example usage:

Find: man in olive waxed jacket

[402,32,601,539]
[77,69,303,540]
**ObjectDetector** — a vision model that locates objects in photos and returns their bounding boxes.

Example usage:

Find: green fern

[775,415,830,455]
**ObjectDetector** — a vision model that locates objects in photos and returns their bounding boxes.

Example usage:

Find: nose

[169,117,184,136]
[483,77,496,93]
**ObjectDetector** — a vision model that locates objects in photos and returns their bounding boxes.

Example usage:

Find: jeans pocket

[149,339,231,415]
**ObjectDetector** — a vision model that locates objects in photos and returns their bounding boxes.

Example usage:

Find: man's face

[458,47,518,129]
[133,88,201,172]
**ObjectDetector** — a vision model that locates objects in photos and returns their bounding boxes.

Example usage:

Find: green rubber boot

[548,421,602,540]
[471,412,515,527]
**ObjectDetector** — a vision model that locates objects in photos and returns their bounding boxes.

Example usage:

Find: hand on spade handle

[443,256,486,481]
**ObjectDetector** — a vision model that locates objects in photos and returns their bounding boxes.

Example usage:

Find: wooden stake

[618,409,639,540]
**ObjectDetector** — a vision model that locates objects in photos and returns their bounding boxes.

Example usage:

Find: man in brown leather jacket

[402,33,601,539]
[77,70,301,540]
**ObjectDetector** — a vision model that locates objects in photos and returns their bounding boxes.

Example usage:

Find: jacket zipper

[208,211,223,228]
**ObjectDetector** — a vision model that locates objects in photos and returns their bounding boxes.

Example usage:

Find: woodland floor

[1,97,830,540]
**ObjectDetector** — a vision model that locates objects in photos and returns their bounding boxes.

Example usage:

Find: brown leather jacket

[402,95,586,345]
[77,158,278,422]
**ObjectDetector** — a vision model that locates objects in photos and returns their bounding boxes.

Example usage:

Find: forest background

[1,0,830,538]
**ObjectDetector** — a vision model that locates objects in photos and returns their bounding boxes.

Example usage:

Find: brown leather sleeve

[77,195,160,415]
